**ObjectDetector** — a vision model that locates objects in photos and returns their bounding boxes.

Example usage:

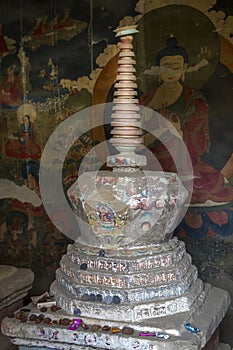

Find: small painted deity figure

[6,114,41,160]
[0,62,22,107]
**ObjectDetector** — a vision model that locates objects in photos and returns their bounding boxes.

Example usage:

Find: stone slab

[0,299,23,324]
[1,285,230,350]
[0,266,34,311]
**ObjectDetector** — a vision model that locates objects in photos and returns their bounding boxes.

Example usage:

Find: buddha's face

[159,55,186,83]
[23,116,30,126]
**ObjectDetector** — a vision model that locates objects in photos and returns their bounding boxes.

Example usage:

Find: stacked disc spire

[110,29,143,150]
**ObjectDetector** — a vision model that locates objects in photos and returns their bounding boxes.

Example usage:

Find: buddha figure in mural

[140,36,233,208]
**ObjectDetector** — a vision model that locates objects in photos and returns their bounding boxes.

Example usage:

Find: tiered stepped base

[51,238,204,321]
[1,238,230,350]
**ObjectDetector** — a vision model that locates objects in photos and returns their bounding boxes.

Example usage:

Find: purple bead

[68,318,82,331]
[73,318,82,325]
[139,332,156,337]
[68,324,79,331]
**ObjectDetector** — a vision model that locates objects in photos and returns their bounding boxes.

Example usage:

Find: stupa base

[1,283,230,350]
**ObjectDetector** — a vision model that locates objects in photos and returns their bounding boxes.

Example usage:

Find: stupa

[1,25,230,350]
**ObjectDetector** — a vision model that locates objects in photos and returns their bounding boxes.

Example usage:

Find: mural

[0,0,232,300]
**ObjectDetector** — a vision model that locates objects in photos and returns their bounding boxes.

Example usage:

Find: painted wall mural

[0,0,232,299]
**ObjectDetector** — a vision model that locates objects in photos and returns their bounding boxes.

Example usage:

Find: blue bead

[112,295,121,304]
[73,308,81,316]
[96,294,103,302]
[184,323,200,333]
[80,263,87,270]
[89,293,96,302]
[99,249,105,257]
[104,295,113,304]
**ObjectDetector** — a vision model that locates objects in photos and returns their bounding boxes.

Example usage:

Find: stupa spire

[107,24,146,168]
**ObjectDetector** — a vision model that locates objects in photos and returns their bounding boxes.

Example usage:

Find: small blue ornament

[184,323,200,333]
[99,249,105,257]
[112,295,121,304]
[89,293,96,302]
[96,294,103,302]
[80,263,88,270]
[104,295,113,304]
[73,308,81,317]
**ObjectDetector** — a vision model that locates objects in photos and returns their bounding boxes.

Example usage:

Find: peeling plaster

[0,179,42,207]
